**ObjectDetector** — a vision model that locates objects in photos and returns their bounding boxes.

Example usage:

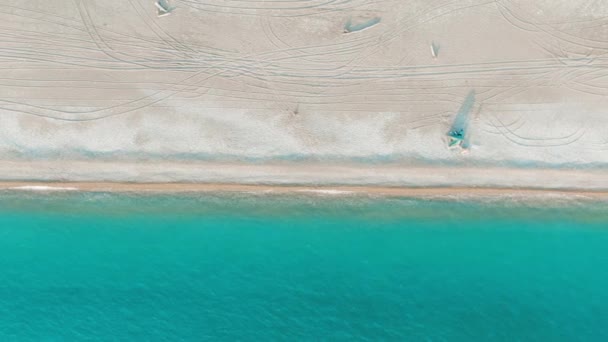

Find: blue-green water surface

[0,192,607,340]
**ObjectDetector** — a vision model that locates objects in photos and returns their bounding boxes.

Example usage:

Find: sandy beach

[2,0,608,190]
[3,181,608,201]
[1,159,608,199]
[1,159,608,189]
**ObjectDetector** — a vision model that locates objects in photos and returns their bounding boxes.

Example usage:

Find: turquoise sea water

[1,192,607,341]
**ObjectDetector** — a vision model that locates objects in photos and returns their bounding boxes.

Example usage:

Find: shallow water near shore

[0,192,607,340]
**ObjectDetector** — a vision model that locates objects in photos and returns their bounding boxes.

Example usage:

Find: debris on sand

[344,17,381,33]
[430,42,439,59]
[155,0,174,17]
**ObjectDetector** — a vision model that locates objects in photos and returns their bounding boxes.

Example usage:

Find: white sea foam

[297,189,354,195]
[9,185,78,191]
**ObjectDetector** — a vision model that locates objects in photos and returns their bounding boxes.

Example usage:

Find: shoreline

[2,160,608,199]
[1,160,608,194]
[0,160,608,192]
[2,181,608,199]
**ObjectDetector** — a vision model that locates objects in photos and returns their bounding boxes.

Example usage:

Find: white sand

[2,1,608,187]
